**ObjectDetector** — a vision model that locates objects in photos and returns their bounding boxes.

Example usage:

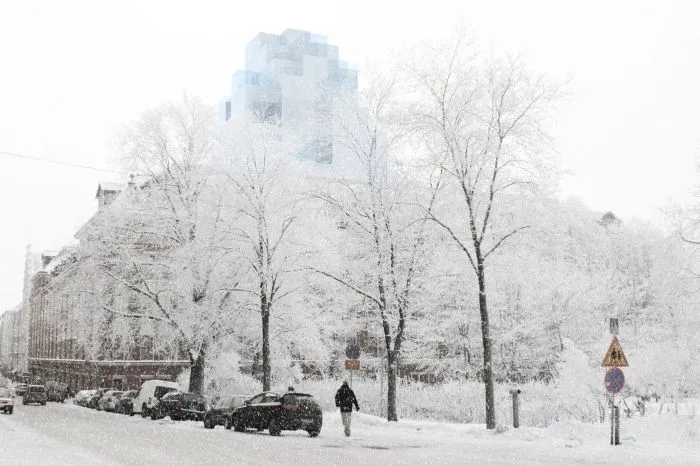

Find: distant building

[19,181,188,390]
[0,308,20,373]
[220,29,372,181]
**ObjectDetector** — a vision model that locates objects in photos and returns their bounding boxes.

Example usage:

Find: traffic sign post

[602,334,628,446]
[345,344,361,386]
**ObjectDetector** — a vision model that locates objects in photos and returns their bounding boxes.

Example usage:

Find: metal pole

[614,406,621,445]
[610,394,615,445]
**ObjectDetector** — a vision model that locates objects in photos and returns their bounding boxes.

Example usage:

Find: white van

[132,380,180,417]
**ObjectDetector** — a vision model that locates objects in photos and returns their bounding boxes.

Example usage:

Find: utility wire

[0,150,129,175]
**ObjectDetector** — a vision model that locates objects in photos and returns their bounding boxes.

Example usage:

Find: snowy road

[1,401,698,465]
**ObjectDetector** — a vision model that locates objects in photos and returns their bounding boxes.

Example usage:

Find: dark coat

[335,383,360,413]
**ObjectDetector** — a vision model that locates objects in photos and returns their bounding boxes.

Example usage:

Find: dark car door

[250,393,281,429]
[238,393,265,428]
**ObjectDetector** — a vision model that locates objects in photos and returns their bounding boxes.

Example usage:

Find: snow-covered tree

[80,95,240,394]
[310,76,439,421]
[403,27,562,429]
[216,116,305,391]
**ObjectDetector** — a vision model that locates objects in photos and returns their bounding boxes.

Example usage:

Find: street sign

[601,336,628,367]
[609,318,619,335]
[604,367,625,394]
[345,359,360,371]
[345,344,361,360]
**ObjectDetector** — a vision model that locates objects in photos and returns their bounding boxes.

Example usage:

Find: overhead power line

[0,150,128,175]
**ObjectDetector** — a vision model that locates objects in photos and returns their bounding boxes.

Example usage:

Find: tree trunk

[477,258,496,429]
[386,351,398,422]
[188,342,207,394]
[261,295,271,391]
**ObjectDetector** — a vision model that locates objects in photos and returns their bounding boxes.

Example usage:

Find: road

[1,400,698,465]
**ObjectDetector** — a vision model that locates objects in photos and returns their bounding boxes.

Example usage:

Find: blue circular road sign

[604,367,625,394]
[345,344,361,360]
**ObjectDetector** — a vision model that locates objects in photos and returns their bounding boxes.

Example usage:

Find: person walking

[335,380,360,437]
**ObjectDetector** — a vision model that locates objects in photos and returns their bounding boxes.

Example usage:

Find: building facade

[21,183,188,390]
[0,308,20,374]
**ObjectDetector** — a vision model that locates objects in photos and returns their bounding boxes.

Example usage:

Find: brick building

[23,182,189,390]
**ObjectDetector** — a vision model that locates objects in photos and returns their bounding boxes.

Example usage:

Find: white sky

[1,0,698,313]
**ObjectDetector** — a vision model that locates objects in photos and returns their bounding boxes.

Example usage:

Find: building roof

[95,181,123,198]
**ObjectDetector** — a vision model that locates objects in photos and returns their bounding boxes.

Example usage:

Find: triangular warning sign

[602,336,628,367]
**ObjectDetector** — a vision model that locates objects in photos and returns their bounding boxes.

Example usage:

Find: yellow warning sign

[601,336,629,367]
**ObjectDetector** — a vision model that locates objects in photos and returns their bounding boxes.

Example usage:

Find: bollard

[509,389,521,428]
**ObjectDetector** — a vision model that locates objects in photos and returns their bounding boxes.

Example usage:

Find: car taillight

[282,404,297,410]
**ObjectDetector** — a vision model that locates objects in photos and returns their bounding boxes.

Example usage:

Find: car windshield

[153,386,177,399]
[0,388,11,397]
[123,391,137,398]
[28,386,45,392]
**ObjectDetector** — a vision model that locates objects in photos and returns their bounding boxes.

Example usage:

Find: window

[153,386,177,399]
[260,394,279,404]
[248,394,265,405]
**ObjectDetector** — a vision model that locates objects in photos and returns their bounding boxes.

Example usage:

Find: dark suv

[151,392,207,421]
[23,385,48,405]
[231,391,322,437]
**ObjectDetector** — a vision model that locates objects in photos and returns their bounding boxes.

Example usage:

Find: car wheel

[233,417,245,432]
[268,418,282,436]
[204,416,215,429]
[141,404,149,418]
[7,408,13,415]
[41,402,46,406]
[308,429,320,438]
[22,400,27,405]
[151,409,159,420]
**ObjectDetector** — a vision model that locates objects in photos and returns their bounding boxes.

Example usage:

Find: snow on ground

[0,399,698,465]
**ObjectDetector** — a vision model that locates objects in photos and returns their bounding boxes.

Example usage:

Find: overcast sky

[1,0,698,313]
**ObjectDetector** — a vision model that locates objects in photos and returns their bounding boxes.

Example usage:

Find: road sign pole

[614,405,620,445]
[610,393,615,445]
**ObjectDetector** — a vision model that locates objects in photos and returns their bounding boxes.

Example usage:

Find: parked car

[14,383,28,397]
[23,385,48,405]
[0,387,15,414]
[115,390,138,415]
[132,380,179,418]
[203,395,249,429]
[150,391,207,421]
[73,390,96,407]
[86,388,112,409]
[46,381,69,402]
[97,390,124,412]
[73,390,93,406]
[230,391,322,437]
